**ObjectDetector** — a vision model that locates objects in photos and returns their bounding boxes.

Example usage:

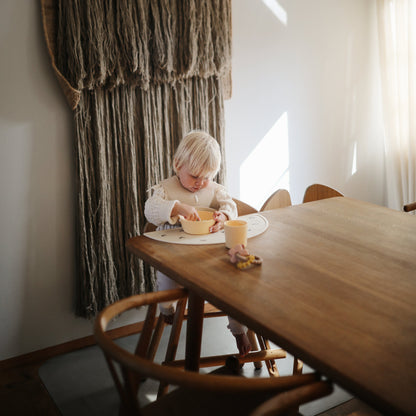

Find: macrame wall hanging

[40,0,232,318]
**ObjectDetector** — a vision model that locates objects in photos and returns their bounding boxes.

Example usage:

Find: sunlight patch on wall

[351,141,357,176]
[240,112,290,210]
[262,0,288,25]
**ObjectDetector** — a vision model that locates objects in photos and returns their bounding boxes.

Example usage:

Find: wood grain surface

[127,197,416,416]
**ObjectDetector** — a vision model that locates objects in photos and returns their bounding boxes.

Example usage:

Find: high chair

[140,198,295,392]
[94,288,333,416]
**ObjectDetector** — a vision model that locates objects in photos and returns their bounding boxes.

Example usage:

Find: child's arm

[144,185,180,226]
[171,202,201,221]
[210,211,228,233]
[209,184,238,233]
[145,184,202,225]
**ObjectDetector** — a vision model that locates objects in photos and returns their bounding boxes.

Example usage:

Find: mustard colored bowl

[180,210,215,234]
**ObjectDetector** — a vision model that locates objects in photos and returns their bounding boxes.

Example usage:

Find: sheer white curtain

[377,0,416,210]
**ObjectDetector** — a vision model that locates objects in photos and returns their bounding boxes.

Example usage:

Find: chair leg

[146,315,166,361]
[135,303,157,357]
[256,334,279,377]
[121,367,142,415]
[247,329,263,370]
[293,357,303,375]
[157,297,187,397]
[130,304,158,389]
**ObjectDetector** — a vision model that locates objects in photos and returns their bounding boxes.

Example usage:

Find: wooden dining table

[126,197,416,416]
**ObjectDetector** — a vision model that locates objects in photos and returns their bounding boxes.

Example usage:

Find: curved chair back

[260,189,292,211]
[302,184,343,203]
[403,202,416,212]
[143,222,157,233]
[94,289,331,415]
[233,198,258,216]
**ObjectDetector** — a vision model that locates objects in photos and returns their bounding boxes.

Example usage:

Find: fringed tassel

[74,77,225,317]
[47,0,231,317]
[54,0,231,92]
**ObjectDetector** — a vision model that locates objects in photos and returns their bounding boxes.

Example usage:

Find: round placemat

[144,213,269,245]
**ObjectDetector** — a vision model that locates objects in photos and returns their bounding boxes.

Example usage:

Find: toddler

[144,130,251,356]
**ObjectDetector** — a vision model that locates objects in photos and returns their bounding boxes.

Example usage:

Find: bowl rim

[179,208,215,223]
[179,209,215,234]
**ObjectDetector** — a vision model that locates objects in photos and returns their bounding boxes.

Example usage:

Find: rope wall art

[41,0,232,318]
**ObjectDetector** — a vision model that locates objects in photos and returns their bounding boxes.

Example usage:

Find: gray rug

[39,317,352,415]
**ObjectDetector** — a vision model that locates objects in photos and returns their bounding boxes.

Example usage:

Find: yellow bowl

[180,210,215,235]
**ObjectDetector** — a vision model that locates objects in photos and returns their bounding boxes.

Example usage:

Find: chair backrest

[143,222,157,233]
[94,289,326,415]
[403,202,416,212]
[302,184,343,203]
[250,380,333,416]
[260,189,292,211]
[233,198,258,216]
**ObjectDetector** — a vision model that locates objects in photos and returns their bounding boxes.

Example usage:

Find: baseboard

[0,321,145,371]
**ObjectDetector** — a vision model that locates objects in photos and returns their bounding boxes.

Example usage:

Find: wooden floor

[1,363,61,416]
[1,360,382,416]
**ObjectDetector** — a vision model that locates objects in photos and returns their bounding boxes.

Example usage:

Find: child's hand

[210,211,227,233]
[172,202,201,221]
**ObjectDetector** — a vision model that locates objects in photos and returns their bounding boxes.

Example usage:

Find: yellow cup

[224,220,248,249]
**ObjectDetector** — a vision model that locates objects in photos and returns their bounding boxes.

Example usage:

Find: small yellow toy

[228,244,263,270]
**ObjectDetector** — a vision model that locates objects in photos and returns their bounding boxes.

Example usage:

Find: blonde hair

[173,131,221,179]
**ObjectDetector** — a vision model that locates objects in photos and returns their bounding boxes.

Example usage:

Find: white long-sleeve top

[144,176,237,227]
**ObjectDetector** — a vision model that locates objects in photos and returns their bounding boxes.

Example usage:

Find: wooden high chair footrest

[164,348,286,369]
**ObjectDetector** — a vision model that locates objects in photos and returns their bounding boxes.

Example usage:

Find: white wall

[0,0,84,359]
[225,0,384,208]
[0,0,385,360]
[0,1,139,361]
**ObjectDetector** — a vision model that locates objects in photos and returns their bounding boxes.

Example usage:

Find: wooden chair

[403,202,416,212]
[250,380,333,416]
[260,189,292,211]
[94,288,333,416]
[302,184,343,203]
[233,198,258,215]
[143,222,157,233]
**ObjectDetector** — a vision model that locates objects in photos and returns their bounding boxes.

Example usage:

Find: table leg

[185,291,204,371]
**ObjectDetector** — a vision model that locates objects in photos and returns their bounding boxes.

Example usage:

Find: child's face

[177,165,211,193]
